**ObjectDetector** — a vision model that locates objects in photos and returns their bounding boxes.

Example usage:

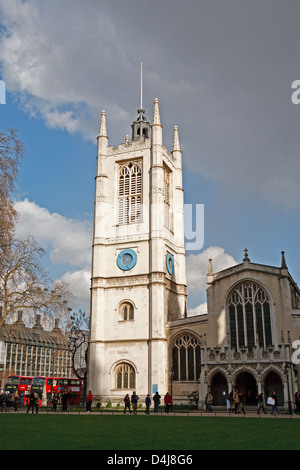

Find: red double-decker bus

[4,375,33,404]
[30,376,82,406]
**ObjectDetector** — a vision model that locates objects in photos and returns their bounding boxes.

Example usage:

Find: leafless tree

[67,310,89,395]
[0,128,25,258]
[0,236,73,328]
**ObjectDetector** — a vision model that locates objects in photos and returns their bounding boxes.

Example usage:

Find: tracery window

[118,161,142,224]
[227,281,272,350]
[115,363,135,389]
[171,334,201,382]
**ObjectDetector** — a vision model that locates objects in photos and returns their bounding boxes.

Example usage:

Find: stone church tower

[88,98,187,403]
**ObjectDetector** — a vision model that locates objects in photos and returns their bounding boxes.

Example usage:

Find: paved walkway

[2,407,300,418]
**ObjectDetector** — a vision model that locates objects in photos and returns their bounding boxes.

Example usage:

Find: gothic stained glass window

[227,281,273,350]
[115,363,135,389]
[118,161,142,224]
[171,334,201,382]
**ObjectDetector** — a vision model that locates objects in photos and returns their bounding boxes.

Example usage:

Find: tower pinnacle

[172,125,181,152]
[152,98,161,126]
[99,110,108,138]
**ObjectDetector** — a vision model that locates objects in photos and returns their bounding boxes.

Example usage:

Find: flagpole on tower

[140,60,143,110]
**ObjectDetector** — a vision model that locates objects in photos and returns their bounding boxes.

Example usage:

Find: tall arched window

[119,302,134,321]
[118,161,142,224]
[228,281,272,350]
[115,363,135,389]
[171,334,201,382]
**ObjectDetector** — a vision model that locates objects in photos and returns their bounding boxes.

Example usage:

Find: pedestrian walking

[227,390,234,413]
[131,391,139,415]
[294,391,300,414]
[270,391,280,416]
[27,391,37,414]
[256,393,267,415]
[87,390,93,412]
[123,394,132,414]
[145,394,151,414]
[238,391,246,416]
[205,392,213,412]
[153,391,161,414]
[164,392,173,413]
[233,389,240,414]
[33,392,39,413]
[51,393,59,412]
[11,392,19,412]
[0,391,8,412]
[61,390,69,412]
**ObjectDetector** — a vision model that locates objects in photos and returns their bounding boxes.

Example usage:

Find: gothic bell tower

[88,94,187,403]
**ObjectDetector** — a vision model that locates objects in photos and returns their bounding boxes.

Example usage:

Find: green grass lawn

[0,414,299,450]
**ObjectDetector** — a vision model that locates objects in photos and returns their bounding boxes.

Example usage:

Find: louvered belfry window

[164,168,170,229]
[118,161,142,224]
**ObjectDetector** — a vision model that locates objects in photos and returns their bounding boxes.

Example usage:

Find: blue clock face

[117,249,137,271]
[166,253,174,275]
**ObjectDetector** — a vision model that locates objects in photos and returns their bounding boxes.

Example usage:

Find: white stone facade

[88,100,187,403]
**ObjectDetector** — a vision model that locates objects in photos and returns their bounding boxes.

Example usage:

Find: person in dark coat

[145,394,151,414]
[27,391,37,414]
[294,391,300,414]
[123,394,132,414]
[61,391,69,412]
[153,391,161,414]
[0,391,8,412]
[131,391,139,415]
[51,393,59,412]
[256,393,267,415]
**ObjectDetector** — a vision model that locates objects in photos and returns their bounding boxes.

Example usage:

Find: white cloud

[61,268,90,311]
[0,0,132,141]
[14,198,92,312]
[187,302,207,317]
[1,0,300,208]
[186,246,238,316]
[14,198,92,267]
[186,246,238,294]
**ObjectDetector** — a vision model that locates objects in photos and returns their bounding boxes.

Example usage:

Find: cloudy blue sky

[1,0,300,316]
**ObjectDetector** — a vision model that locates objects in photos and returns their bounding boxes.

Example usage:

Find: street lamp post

[169,368,174,397]
[169,368,174,412]
[284,363,293,414]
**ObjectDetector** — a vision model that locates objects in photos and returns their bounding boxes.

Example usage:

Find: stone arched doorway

[235,371,257,405]
[264,371,284,406]
[210,372,228,406]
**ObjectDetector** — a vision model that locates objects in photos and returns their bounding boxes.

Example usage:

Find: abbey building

[88,99,300,409]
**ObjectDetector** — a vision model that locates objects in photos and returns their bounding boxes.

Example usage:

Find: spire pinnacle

[99,110,107,138]
[173,125,181,152]
[152,98,161,126]
[243,248,250,262]
[208,258,214,275]
[281,251,288,269]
